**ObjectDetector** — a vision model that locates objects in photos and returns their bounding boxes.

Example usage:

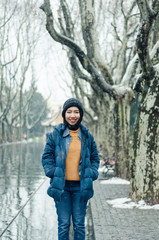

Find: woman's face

[65,106,80,125]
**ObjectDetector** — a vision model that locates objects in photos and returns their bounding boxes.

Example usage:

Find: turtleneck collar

[64,118,82,131]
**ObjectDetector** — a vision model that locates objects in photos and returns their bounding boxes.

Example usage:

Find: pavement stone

[90,171,159,240]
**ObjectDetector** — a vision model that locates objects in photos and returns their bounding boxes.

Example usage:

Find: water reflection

[0,142,58,240]
[0,141,94,240]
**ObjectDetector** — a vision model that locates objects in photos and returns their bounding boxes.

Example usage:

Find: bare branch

[150,40,159,60]
[111,23,123,44]
[40,0,115,97]
[0,2,17,29]
[136,0,158,78]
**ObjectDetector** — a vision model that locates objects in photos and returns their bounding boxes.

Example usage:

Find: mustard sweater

[65,129,81,180]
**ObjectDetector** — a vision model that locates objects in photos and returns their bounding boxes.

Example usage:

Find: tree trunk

[1,122,5,142]
[129,0,159,204]
[114,93,131,179]
[130,73,159,203]
[8,124,13,142]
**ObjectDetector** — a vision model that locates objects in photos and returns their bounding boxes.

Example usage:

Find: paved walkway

[90,171,159,240]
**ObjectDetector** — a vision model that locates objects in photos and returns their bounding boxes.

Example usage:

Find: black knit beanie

[62,98,84,130]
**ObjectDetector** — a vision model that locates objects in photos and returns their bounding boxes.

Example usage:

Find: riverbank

[0,136,44,147]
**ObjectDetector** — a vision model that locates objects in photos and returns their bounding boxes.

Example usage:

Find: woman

[42,98,99,240]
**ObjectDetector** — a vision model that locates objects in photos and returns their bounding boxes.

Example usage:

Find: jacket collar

[63,126,82,140]
[55,123,89,139]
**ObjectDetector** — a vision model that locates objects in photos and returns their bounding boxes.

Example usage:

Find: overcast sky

[27,0,73,106]
[34,33,72,105]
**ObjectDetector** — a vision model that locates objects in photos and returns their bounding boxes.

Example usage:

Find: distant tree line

[0,0,48,142]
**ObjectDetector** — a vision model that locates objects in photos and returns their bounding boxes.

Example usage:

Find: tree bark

[114,96,131,179]
[130,0,159,204]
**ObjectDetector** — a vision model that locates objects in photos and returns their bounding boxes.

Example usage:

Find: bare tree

[40,0,159,204]
[0,0,20,141]
[40,0,137,178]
[130,0,159,204]
[0,0,47,142]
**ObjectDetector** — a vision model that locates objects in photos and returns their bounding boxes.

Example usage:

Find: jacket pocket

[84,167,93,178]
[54,166,64,177]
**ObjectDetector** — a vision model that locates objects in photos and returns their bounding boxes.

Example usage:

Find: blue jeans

[55,180,88,240]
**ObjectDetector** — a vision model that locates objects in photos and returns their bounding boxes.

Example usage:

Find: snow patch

[100,177,159,209]
[100,177,130,185]
[98,168,104,172]
[107,198,159,209]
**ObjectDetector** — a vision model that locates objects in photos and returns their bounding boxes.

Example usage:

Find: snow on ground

[100,177,130,185]
[107,198,159,209]
[98,167,104,172]
[100,177,159,210]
